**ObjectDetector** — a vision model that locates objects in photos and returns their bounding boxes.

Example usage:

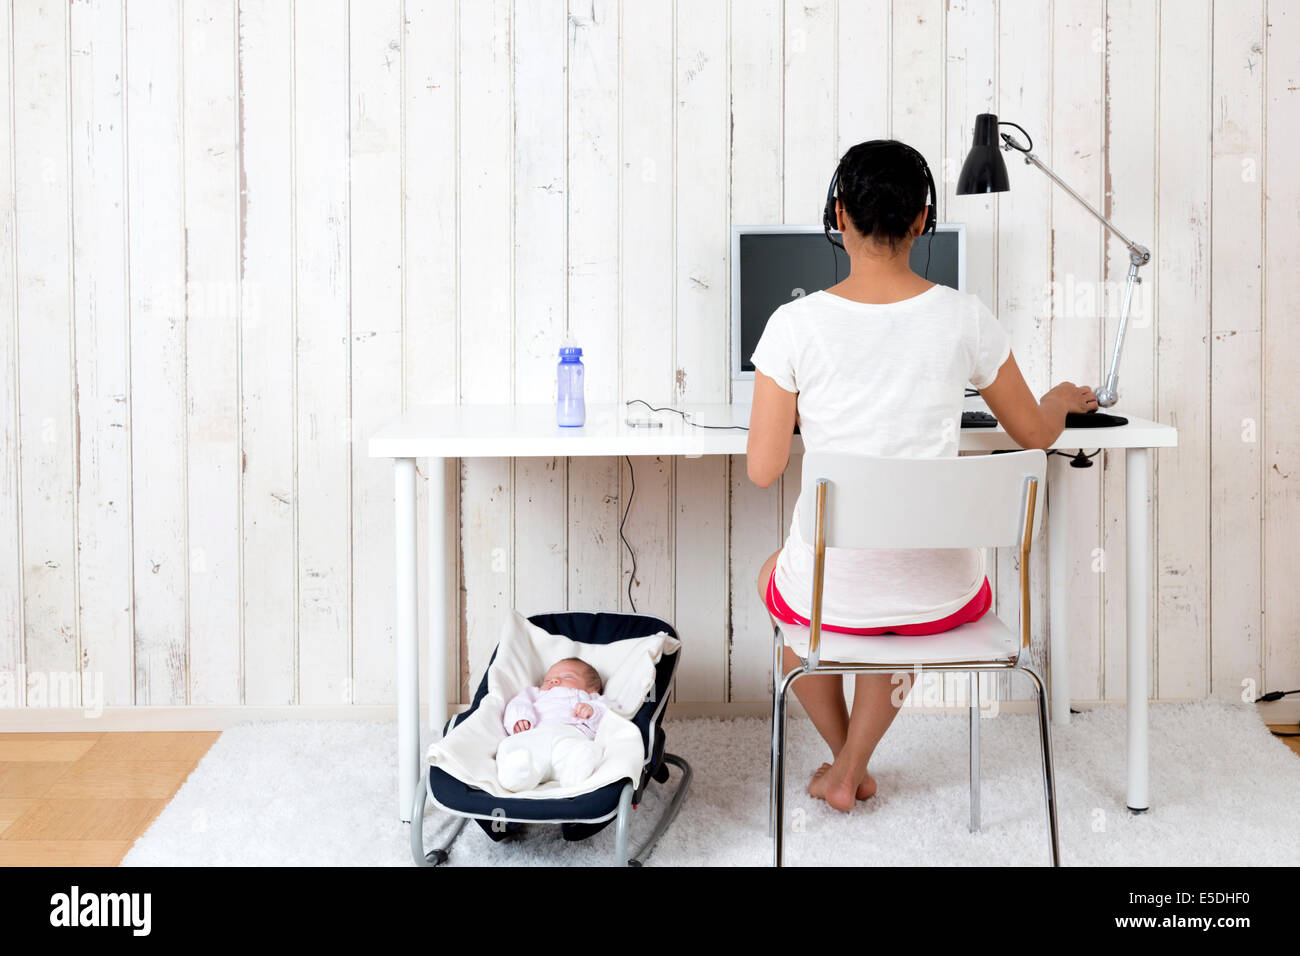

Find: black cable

[618,400,746,614]
[1047,448,1101,460]
[625,398,748,431]
[1256,689,1300,702]
[620,455,637,613]
[998,121,1034,153]
[1254,689,1300,737]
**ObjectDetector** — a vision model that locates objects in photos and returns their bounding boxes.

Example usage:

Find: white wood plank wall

[1,0,1296,714]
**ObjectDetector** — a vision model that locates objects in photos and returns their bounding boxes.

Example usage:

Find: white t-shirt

[749,284,1012,628]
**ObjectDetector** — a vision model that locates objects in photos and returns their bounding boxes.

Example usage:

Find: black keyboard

[961,410,998,428]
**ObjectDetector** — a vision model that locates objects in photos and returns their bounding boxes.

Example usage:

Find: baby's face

[541,662,590,692]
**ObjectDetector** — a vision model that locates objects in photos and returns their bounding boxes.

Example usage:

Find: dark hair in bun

[833,140,930,252]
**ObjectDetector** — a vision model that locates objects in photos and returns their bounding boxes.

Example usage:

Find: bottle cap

[559,331,582,359]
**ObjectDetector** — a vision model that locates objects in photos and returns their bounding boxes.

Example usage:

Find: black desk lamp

[957,113,1146,430]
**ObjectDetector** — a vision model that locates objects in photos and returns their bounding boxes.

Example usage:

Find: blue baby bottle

[556,334,586,427]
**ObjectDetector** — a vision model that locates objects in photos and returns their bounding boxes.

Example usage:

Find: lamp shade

[956,113,1010,194]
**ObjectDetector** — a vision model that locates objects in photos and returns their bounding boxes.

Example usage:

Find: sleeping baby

[496,657,609,792]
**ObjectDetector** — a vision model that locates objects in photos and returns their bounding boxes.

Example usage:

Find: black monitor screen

[738,229,962,373]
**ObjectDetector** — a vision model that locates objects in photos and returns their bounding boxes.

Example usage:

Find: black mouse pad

[1065,411,1129,428]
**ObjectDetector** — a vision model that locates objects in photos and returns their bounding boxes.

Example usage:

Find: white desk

[370,399,1177,822]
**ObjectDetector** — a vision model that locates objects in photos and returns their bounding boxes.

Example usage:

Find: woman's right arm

[977,350,1098,449]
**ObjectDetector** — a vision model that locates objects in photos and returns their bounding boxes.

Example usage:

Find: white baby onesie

[496,685,608,792]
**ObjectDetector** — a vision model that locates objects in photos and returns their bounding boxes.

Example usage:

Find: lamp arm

[1018,148,1151,409]
[1087,258,1141,407]
[1020,150,1150,264]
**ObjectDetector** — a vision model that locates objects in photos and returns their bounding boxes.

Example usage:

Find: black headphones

[822,140,937,251]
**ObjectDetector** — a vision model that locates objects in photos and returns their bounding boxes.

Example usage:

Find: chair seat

[779,609,1020,666]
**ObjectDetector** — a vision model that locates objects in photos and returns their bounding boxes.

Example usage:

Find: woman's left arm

[746,370,798,488]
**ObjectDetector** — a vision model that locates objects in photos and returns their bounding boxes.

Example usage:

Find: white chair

[769,450,1059,866]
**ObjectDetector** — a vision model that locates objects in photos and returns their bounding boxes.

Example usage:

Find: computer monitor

[730,223,966,402]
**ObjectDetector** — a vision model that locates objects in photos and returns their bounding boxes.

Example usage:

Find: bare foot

[820,763,859,813]
[807,763,833,799]
[808,761,877,811]
[856,771,878,801]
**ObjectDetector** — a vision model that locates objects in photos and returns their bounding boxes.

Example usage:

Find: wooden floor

[0,731,219,866]
[0,723,1296,866]
[1273,726,1300,759]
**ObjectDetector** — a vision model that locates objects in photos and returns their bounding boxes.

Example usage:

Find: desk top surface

[369,399,1178,458]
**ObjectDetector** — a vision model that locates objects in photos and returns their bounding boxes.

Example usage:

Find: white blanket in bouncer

[425,610,679,801]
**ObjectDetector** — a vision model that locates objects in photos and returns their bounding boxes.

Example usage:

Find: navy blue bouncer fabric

[426,611,678,842]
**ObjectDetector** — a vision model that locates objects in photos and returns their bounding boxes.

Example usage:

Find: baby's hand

[512,720,531,734]
[573,703,594,719]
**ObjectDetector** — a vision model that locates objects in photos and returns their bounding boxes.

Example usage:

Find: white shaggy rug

[122,700,1300,866]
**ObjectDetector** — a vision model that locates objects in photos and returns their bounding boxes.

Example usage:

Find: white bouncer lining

[426,610,679,801]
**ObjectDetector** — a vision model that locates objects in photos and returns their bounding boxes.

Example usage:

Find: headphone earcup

[921,160,938,234]
[823,167,840,235]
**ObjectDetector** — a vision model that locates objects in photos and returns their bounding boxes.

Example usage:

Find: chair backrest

[797,450,1046,551]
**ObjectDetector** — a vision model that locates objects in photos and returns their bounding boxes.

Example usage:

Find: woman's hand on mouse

[512,719,531,733]
[1044,381,1099,414]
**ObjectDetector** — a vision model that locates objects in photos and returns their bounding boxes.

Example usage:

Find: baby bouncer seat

[410,610,692,867]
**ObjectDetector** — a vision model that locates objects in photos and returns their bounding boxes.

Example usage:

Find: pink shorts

[765,570,993,636]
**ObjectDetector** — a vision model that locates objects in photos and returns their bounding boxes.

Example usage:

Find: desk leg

[1047,458,1070,726]
[1126,447,1150,812]
[427,458,448,740]
[395,458,419,823]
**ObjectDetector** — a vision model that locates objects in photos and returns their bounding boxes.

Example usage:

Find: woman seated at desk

[746,139,1097,812]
